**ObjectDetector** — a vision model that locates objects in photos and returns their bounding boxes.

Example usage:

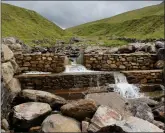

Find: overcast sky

[4,1,162,29]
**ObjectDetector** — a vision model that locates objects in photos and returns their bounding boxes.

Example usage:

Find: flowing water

[113,72,143,99]
[64,57,93,73]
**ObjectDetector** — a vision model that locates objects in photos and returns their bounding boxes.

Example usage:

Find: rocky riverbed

[1,37,165,132]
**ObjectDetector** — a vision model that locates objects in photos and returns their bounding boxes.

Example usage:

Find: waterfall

[64,57,93,73]
[113,72,142,99]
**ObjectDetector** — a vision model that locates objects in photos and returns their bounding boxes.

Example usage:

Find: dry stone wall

[15,72,114,91]
[15,53,66,73]
[84,54,157,71]
[122,70,163,84]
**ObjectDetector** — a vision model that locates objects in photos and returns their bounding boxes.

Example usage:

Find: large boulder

[7,78,21,94]
[61,99,97,120]
[128,99,154,122]
[152,120,165,130]
[41,114,81,132]
[10,59,20,74]
[1,80,14,120]
[2,44,14,62]
[157,48,165,60]
[31,46,47,53]
[96,116,163,132]
[85,92,131,117]
[155,41,164,49]
[154,60,164,69]
[19,89,66,108]
[88,105,122,132]
[2,62,14,84]
[21,43,32,54]
[128,97,158,107]
[70,37,83,43]
[2,37,18,44]
[6,43,22,53]
[12,102,51,130]
[152,102,164,122]
[116,45,135,54]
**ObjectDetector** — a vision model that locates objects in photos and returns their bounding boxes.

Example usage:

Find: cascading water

[113,72,143,99]
[64,57,93,73]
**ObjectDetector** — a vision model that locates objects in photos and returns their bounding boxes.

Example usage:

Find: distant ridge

[2,3,66,46]
[67,2,164,39]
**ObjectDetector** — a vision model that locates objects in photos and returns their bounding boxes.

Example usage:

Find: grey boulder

[41,114,81,132]
[20,89,66,108]
[61,99,97,120]
[12,102,52,129]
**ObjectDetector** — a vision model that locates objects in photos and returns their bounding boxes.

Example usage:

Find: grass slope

[2,3,66,46]
[67,3,164,40]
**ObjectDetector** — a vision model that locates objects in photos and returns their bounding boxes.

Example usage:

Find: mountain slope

[2,3,66,46]
[67,3,164,39]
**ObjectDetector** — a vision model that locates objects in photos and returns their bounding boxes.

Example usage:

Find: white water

[64,58,93,73]
[113,72,143,99]
[23,71,51,74]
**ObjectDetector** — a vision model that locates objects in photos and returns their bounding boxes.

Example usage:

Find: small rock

[20,89,66,109]
[82,121,89,133]
[61,99,97,120]
[1,129,6,132]
[1,119,9,130]
[29,126,41,133]
[12,102,52,129]
[155,60,164,69]
[41,114,81,132]
[88,105,122,132]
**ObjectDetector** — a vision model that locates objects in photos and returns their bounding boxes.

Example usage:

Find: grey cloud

[3,1,161,29]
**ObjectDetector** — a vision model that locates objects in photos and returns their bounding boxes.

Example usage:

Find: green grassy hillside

[67,3,164,40]
[2,3,67,46]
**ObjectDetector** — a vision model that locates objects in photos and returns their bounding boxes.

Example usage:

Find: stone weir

[15,71,114,93]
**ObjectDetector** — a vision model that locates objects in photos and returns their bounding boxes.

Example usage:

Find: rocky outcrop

[2,37,31,54]
[61,99,97,120]
[19,89,66,108]
[85,92,131,116]
[41,114,81,132]
[96,116,163,132]
[128,99,154,122]
[1,42,21,121]
[88,105,122,132]
[12,102,51,130]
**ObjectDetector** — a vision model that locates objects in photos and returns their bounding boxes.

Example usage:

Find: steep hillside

[67,3,164,40]
[2,3,66,46]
